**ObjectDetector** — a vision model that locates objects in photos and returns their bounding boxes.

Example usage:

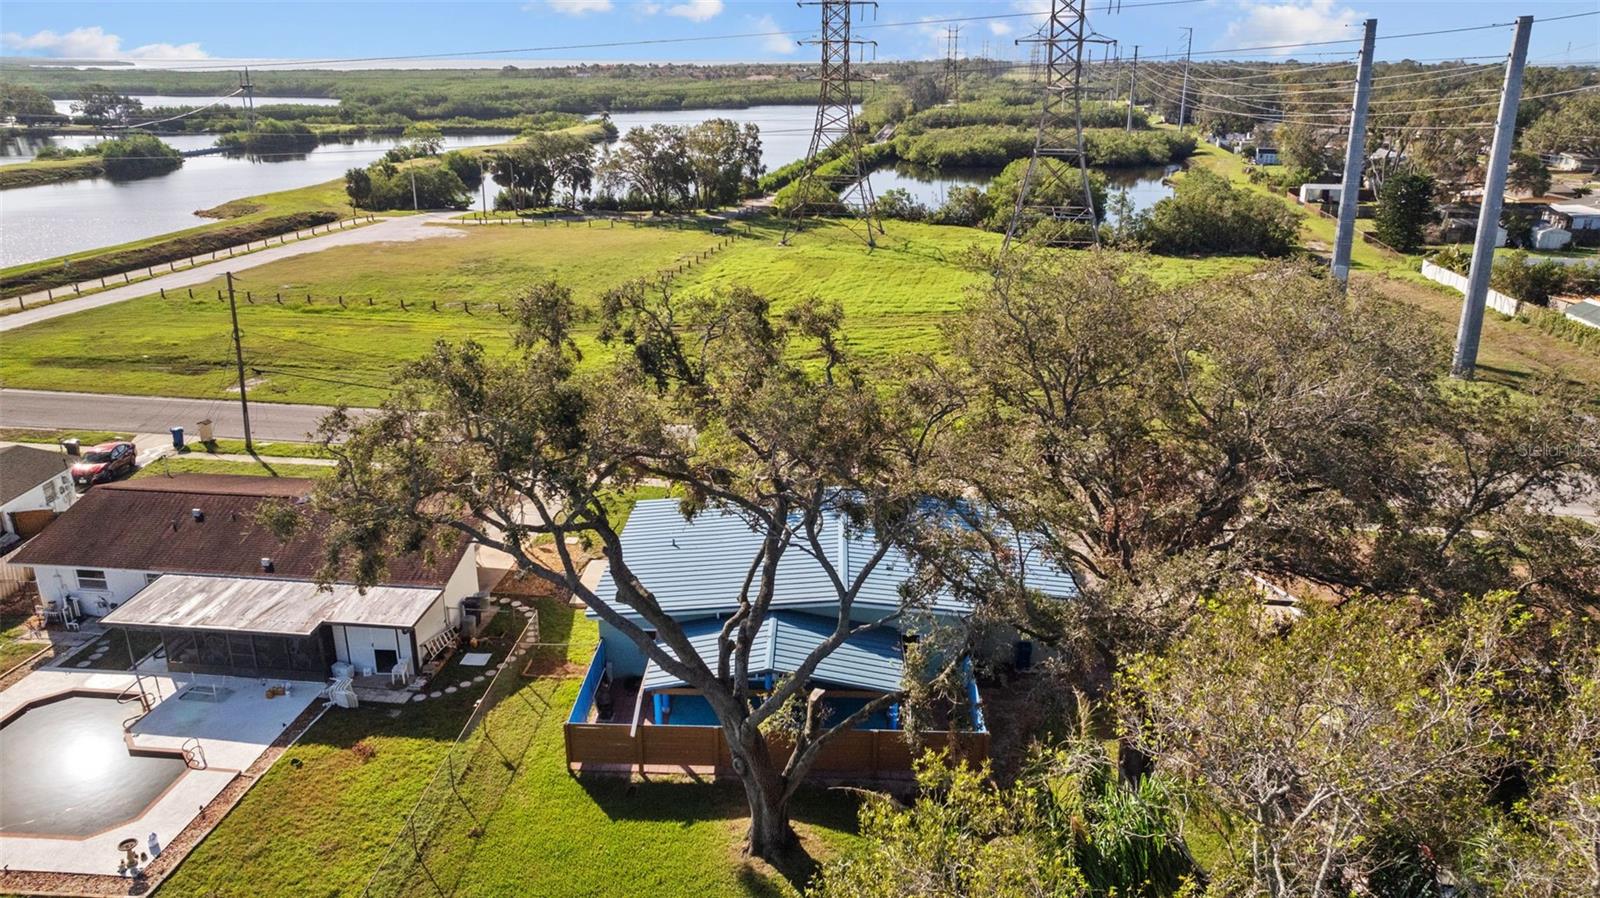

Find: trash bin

[170,426,185,450]
[197,419,214,442]
[61,438,80,456]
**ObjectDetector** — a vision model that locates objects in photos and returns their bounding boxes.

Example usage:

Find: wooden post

[338,295,345,307]
[367,296,373,306]
[246,291,253,303]
[401,298,407,310]
[431,300,438,311]
[276,292,282,304]
[187,288,194,299]
[217,289,223,301]
[100,277,107,288]
[159,287,165,299]
[16,296,24,311]
[306,294,312,304]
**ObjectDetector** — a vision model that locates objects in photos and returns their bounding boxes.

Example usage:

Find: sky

[1,1,1596,69]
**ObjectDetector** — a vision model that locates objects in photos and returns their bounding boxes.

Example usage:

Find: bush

[354,159,471,211]
[928,186,994,228]
[1124,168,1301,256]
[983,157,1108,232]
[97,133,183,180]
[874,187,928,221]
[216,119,319,155]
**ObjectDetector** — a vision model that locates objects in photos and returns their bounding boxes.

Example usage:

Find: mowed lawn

[0,223,719,406]
[159,598,860,898]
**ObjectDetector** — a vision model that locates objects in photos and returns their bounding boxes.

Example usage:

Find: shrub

[97,133,183,180]
[874,187,928,221]
[1124,168,1301,256]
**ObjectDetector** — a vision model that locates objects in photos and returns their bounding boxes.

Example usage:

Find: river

[863,162,1178,222]
[0,133,511,268]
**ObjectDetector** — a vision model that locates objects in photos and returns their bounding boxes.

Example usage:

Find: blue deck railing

[568,642,607,724]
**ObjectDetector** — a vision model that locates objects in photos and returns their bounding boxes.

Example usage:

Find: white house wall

[334,624,415,676]
[1,472,75,534]
[31,564,156,618]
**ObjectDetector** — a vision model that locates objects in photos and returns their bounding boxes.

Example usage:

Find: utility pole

[225,272,254,453]
[1331,18,1376,288]
[410,170,419,211]
[1177,28,1193,130]
[1125,45,1139,132]
[782,0,882,248]
[1452,15,1533,379]
[240,68,256,135]
[1004,0,1112,250]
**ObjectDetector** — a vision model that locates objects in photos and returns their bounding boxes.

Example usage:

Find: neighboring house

[1544,202,1600,231]
[0,444,75,546]
[1551,152,1598,172]
[11,474,479,680]
[564,499,1077,778]
[1438,215,1508,248]
[1298,182,1343,205]
[1566,299,1600,331]
[1253,146,1280,165]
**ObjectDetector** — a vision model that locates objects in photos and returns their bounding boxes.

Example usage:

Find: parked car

[70,441,137,489]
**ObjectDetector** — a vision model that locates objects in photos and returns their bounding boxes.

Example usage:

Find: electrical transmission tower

[1003,0,1112,251]
[781,0,882,248]
[240,68,256,134]
[945,25,961,113]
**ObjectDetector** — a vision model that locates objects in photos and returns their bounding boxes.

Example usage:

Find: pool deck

[0,667,319,876]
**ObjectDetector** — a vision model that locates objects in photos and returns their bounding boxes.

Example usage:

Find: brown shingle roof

[12,474,465,587]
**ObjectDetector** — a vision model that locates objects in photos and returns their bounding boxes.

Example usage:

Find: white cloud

[988,21,1015,38]
[637,2,662,13]
[666,0,723,22]
[543,0,614,15]
[754,15,797,55]
[1,26,208,60]
[1222,1,1363,55]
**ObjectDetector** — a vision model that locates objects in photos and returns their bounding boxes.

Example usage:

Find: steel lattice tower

[1003,0,1109,251]
[781,0,883,248]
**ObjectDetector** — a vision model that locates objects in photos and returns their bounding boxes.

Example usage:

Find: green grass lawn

[133,456,333,480]
[159,596,860,898]
[0,427,132,445]
[176,438,332,459]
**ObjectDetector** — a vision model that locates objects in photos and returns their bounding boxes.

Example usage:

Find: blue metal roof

[592,499,1077,624]
[641,612,905,694]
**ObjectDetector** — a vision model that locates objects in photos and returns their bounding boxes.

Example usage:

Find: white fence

[1420,260,1522,317]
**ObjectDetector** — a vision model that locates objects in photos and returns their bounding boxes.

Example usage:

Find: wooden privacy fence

[565,721,989,778]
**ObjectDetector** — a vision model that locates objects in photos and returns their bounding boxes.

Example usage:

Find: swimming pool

[0,694,188,837]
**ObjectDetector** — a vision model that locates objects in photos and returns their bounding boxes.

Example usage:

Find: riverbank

[0,154,102,189]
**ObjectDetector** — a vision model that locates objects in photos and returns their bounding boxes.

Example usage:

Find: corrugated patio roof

[101,574,440,636]
[641,612,904,694]
[592,499,1077,624]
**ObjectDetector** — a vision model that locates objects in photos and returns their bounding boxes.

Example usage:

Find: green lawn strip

[176,438,333,459]
[0,154,105,189]
[0,427,133,445]
[133,457,334,480]
[161,596,859,898]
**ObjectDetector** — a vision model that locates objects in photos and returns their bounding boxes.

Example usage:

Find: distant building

[1544,201,1600,231]
[1299,182,1343,205]
[1551,152,1599,172]
[1254,147,1280,165]
[0,445,75,547]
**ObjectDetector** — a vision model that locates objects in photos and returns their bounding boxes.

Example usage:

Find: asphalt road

[0,389,357,442]
[2,212,464,332]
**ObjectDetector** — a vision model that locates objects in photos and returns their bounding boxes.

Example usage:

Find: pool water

[0,695,188,836]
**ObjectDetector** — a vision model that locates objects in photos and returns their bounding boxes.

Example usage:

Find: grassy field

[0,217,1265,405]
[177,438,332,459]
[0,427,132,445]
[159,596,859,898]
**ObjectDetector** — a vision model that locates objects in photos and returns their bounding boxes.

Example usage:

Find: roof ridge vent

[191,507,204,522]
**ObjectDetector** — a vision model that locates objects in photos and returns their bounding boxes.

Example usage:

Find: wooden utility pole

[1331,18,1376,287]
[225,272,254,453]
[1452,15,1533,379]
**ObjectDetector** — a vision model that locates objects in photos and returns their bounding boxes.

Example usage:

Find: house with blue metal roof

[564,499,1077,777]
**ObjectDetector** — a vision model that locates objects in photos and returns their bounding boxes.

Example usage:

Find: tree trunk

[726,728,798,860]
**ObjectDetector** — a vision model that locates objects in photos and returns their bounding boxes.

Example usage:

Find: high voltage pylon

[1003,0,1113,251]
[945,25,961,113]
[781,0,883,248]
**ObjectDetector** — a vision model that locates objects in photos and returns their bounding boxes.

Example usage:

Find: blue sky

[1,1,1595,67]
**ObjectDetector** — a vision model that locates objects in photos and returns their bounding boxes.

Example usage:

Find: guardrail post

[100,276,107,288]
[46,288,53,301]
[16,297,24,311]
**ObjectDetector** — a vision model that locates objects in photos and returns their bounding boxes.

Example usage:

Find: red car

[71,441,137,489]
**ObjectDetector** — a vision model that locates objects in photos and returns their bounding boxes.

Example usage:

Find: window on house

[76,569,108,591]
[145,573,162,587]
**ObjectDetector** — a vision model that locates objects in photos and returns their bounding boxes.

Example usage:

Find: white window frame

[76,569,109,591]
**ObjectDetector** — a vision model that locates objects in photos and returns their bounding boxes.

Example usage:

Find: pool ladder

[118,681,155,732]
[181,738,207,770]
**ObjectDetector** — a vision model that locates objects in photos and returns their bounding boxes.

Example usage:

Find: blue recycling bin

[170,426,185,449]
